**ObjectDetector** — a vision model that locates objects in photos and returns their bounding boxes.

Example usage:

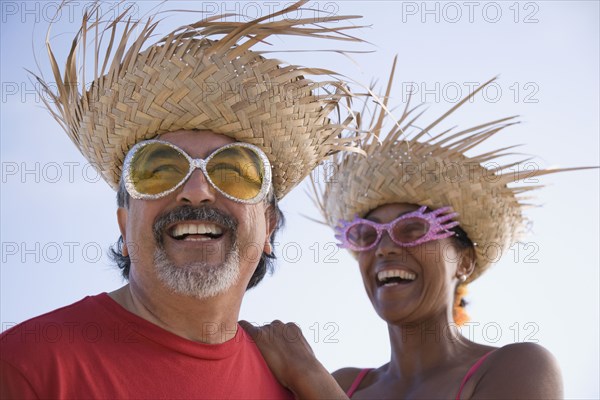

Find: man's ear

[117,207,129,257]
[263,204,277,255]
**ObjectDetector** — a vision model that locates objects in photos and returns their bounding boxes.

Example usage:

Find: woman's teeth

[377,269,416,286]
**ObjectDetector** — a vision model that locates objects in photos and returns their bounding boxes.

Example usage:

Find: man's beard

[152,205,240,299]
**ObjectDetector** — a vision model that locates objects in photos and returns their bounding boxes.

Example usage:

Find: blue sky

[1,1,598,397]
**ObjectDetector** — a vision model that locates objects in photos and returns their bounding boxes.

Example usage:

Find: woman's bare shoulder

[332,367,365,391]
[473,342,563,398]
[488,342,560,370]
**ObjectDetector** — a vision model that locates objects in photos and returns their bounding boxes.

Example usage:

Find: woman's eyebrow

[366,210,416,223]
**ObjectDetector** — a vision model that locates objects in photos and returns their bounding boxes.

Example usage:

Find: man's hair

[109,179,285,290]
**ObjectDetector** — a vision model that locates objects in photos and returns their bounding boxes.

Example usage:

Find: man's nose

[175,169,217,205]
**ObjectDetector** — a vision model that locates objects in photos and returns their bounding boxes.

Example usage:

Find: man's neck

[108,283,242,344]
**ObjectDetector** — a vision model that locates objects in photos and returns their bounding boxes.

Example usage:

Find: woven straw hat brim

[31,1,367,199]
[314,58,596,282]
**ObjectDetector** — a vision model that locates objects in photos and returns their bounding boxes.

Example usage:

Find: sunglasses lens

[206,146,264,200]
[129,143,189,195]
[347,223,378,248]
[392,217,429,243]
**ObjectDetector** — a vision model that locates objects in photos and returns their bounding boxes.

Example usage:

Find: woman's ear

[458,248,476,280]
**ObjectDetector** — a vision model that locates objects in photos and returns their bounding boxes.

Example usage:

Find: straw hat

[31,1,366,199]
[314,58,594,282]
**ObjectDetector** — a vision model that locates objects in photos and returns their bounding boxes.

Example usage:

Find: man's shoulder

[0,293,132,398]
[2,294,105,331]
[0,294,109,356]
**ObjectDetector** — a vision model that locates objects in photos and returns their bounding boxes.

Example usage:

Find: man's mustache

[153,205,238,245]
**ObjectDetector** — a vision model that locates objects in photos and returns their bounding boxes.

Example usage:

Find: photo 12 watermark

[2,79,343,109]
[399,1,540,24]
[2,161,103,184]
[0,319,342,345]
[1,1,140,24]
[1,239,541,266]
[397,320,540,344]
[400,80,540,104]
[2,242,105,264]
[312,159,543,186]
[198,1,340,22]
[1,320,143,344]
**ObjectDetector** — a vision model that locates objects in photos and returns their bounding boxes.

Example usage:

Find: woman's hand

[240,320,348,399]
[239,320,317,387]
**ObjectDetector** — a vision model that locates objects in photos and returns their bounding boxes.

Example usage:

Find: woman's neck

[385,316,474,381]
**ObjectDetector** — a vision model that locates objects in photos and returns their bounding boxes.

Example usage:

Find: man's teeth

[377,269,416,284]
[172,223,223,238]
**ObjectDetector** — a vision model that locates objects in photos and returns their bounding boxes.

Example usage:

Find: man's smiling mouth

[169,222,225,241]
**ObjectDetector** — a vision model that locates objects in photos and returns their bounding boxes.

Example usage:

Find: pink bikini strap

[346,368,373,397]
[455,351,495,399]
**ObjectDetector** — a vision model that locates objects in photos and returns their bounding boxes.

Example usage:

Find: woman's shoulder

[332,367,372,392]
[487,342,559,369]
[471,342,563,398]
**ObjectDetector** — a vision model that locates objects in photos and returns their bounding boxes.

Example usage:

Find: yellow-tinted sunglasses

[122,140,272,204]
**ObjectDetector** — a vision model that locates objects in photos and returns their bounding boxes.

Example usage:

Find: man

[0,2,364,397]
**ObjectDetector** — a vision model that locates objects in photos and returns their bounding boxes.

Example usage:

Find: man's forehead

[156,130,237,158]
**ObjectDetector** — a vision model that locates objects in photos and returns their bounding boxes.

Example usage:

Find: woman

[241,65,596,399]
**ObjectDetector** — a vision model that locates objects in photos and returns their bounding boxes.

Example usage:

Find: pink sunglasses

[335,206,459,251]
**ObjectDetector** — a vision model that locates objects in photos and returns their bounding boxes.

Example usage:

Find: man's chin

[165,258,227,272]
[153,245,241,299]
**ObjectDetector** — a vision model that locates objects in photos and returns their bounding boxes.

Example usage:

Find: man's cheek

[240,242,263,265]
